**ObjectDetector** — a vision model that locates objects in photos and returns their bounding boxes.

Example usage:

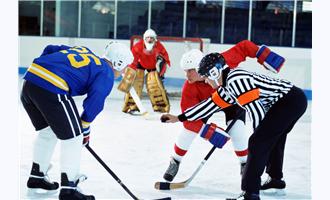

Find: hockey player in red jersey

[21,42,133,200]
[118,29,171,114]
[163,49,249,182]
[161,41,307,200]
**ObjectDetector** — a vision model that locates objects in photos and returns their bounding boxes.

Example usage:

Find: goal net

[130,35,211,97]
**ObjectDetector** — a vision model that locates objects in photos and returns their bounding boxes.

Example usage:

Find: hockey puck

[160,115,170,123]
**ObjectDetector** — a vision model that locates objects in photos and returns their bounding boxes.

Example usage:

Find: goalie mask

[198,53,226,81]
[143,29,157,51]
[103,41,133,72]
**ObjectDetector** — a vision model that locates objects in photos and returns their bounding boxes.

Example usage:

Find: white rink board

[19,36,311,91]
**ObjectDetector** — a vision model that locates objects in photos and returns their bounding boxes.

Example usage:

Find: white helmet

[103,41,133,71]
[143,29,157,51]
[180,49,204,71]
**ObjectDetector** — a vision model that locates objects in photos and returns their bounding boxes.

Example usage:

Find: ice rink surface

[19,81,311,200]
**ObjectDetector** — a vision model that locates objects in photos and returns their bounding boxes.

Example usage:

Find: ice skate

[260,176,286,196]
[163,157,180,182]
[226,191,260,200]
[26,163,59,197]
[59,173,95,200]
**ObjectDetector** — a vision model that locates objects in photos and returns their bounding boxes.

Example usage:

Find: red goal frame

[130,35,205,52]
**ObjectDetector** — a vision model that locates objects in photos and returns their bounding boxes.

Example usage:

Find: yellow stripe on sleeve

[81,120,91,128]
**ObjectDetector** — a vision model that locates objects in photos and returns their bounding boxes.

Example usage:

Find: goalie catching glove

[256,45,285,73]
[200,123,230,148]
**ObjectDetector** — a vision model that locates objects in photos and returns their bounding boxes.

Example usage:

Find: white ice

[19,80,311,200]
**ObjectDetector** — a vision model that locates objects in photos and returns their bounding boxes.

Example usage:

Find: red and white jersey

[128,39,171,70]
[181,81,215,133]
[180,40,261,133]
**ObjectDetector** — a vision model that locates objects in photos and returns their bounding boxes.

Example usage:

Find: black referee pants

[241,86,308,194]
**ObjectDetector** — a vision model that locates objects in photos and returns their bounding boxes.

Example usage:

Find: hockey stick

[86,145,171,200]
[129,87,149,117]
[129,87,165,121]
[154,111,243,190]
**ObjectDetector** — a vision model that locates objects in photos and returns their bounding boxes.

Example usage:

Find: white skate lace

[29,164,55,184]
[61,174,88,192]
[44,164,55,183]
[166,158,179,176]
[75,174,88,193]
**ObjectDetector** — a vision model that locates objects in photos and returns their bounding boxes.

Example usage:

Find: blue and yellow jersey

[23,45,114,123]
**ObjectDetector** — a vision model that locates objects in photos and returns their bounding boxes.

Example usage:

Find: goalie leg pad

[122,69,144,113]
[146,71,170,113]
[117,67,137,93]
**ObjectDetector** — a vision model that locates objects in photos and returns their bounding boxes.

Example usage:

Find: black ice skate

[59,173,95,200]
[163,157,180,182]
[226,191,260,200]
[27,162,59,196]
[260,176,286,195]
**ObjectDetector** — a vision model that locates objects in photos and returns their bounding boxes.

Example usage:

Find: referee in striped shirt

[161,52,307,200]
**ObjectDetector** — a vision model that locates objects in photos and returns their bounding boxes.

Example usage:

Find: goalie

[118,29,171,114]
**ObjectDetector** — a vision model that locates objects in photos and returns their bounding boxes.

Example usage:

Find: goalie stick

[86,145,171,200]
[129,87,164,121]
[129,87,149,117]
[154,111,243,190]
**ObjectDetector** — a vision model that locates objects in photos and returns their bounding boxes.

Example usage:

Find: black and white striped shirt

[179,69,293,129]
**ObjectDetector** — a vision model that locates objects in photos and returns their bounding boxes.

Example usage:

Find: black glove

[156,55,167,78]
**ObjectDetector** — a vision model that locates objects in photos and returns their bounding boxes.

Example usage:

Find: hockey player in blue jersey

[20,42,133,200]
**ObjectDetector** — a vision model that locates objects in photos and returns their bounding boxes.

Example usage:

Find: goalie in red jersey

[118,29,171,114]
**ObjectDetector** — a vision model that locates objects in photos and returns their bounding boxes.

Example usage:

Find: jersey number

[61,47,101,68]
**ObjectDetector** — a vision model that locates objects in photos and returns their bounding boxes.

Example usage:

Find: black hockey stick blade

[154,180,187,190]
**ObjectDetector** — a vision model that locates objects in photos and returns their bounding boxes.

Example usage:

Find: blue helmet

[198,53,226,80]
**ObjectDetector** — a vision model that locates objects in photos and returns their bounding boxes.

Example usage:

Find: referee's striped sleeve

[178,87,235,122]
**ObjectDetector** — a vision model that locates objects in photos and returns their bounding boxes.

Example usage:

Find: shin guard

[60,134,83,181]
[172,128,197,161]
[33,127,58,174]
[227,119,249,163]
[122,69,144,113]
[146,71,170,113]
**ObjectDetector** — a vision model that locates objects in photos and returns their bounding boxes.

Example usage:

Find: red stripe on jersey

[174,144,187,156]
[204,123,217,140]
[235,149,248,157]
[257,47,271,64]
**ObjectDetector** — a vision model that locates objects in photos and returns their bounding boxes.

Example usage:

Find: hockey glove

[156,55,167,78]
[82,126,90,146]
[200,123,230,148]
[256,45,285,73]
